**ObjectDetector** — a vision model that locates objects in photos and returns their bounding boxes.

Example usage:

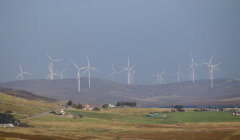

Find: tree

[0,113,15,123]
[67,100,72,106]
[93,107,100,111]
[102,104,109,109]
[174,105,184,112]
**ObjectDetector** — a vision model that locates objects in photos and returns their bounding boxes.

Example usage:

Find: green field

[0,93,240,140]
[66,109,240,124]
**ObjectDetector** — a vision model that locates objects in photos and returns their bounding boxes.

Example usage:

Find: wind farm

[1,1,240,140]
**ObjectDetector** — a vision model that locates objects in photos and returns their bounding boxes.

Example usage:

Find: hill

[0,78,240,106]
[0,93,56,118]
[0,87,56,102]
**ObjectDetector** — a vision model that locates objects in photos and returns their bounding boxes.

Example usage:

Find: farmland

[0,93,240,140]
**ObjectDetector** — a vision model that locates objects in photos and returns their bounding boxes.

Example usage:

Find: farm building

[60,109,66,115]
[233,109,240,116]
[83,104,94,111]
[0,123,14,128]
[147,112,167,118]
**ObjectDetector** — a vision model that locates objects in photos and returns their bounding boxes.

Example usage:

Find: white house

[108,103,116,108]
[0,123,14,128]
[233,109,240,116]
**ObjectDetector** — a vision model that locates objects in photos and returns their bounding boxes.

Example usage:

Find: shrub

[50,111,56,114]
[93,107,100,111]
[102,104,109,109]
[67,100,73,106]
[74,114,83,118]
[72,103,84,109]
[18,122,33,128]
[0,113,15,123]
[5,110,13,114]
[116,101,137,107]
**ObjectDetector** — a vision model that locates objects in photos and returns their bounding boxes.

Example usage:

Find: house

[60,109,66,115]
[109,103,115,108]
[0,123,14,128]
[233,109,240,116]
[83,104,94,111]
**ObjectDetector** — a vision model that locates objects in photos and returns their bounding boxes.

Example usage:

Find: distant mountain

[0,78,240,106]
[0,87,56,102]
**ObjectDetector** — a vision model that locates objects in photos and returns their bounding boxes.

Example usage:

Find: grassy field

[0,94,240,140]
[0,93,56,118]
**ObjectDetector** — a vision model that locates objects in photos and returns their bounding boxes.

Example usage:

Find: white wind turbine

[204,56,221,88]
[122,58,135,85]
[47,64,58,80]
[58,69,66,79]
[71,61,85,92]
[16,64,30,80]
[173,64,184,83]
[187,54,200,83]
[109,64,119,81]
[155,70,165,85]
[82,56,99,88]
[46,53,61,80]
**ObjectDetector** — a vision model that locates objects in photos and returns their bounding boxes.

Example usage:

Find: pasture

[0,94,240,140]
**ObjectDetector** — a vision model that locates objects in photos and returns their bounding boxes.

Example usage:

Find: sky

[0,0,240,85]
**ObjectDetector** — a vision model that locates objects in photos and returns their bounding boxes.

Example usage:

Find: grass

[168,111,240,123]
[65,108,240,124]
[0,93,56,119]
[1,95,240,140]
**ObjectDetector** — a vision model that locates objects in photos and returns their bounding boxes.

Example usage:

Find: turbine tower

[204,56,221,88]
[16,64,30,80]
[71,61,85,92]
[109,64,118,81]
[187,54,200,83]
[46,53,61,80]
[173,64,183,83]
[122,58,135,85]
[155,70,165,85]
[82,56,99,88]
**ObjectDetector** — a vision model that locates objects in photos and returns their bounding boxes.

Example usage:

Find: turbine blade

[81,69,89,75]
[16,74,21,79]
[53,59,62,62]
[71,60,80,69]
[19,64,23,72]
[45,53,52,61]
[86,55,90,66]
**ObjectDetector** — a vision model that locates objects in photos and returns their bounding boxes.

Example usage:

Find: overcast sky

[0,0,240,84]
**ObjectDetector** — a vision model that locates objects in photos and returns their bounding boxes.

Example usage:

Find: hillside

[0,93,56,118]
[0,87,56,102]
[0,78,240,106]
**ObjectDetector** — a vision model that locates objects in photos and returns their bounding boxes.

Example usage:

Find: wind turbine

[122,58,135,85]
[82,56,99,88]
[46,64,58,80]
[46,53,61,80]
[155,70,165,85]
[71,61,85,92]
[187,54,200,83]
[109,64,119,81]
[16,64,30,80]
[173,64,184,83]
[204,56,221,88]
[58,69,66,79]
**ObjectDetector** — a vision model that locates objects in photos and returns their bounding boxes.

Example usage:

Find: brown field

[0,122,240,140]
[1,94,240,140]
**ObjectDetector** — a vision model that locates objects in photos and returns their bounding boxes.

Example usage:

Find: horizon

[1,77,238,86]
